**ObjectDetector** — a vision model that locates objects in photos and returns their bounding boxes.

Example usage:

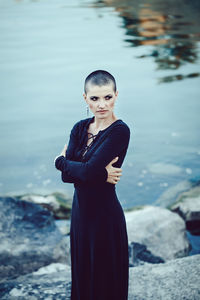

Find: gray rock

[125,206,190,261]
[55,220,71,235]
[129,242,164,267]
[170,185,200,234]
[31,263,69,275]
[0,197,70,281]
[0,264,72,300]
[18,192,72,220]
[128,254,200,300]
[154,180,192,207]
[0,255,199,300]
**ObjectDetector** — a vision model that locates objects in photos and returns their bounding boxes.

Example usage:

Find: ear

[83,93,87,103]
[115,90,119,98]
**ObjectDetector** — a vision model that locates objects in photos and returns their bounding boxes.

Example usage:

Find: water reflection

[95,0,200,82]
[1,0,199,204]
[158,72,199,84]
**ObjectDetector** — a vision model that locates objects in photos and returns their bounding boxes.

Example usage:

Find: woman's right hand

[105,157,122,184]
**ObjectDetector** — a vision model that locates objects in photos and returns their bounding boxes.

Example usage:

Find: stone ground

[1,255,200,300]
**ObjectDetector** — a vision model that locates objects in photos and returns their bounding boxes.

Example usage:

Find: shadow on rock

[0,197,70,281]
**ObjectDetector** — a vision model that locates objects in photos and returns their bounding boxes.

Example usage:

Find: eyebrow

[90,94,112,98]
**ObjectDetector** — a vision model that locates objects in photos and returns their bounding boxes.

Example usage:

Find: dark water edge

[187,231,200,256]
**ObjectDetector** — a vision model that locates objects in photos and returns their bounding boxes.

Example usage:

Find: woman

[55,70,130,300]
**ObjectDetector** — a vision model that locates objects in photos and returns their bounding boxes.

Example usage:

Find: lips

[98,110,107,112]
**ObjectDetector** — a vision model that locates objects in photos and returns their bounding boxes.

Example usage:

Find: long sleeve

[55,121,81,183]
[55,124,130,184]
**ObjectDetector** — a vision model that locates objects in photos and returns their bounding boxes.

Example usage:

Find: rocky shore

[0,184,200,299]
[0,196,71,281]
[169,185,200,235]
[1,255,200,300]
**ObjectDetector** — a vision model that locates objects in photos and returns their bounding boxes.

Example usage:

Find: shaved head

[84,70,117,94]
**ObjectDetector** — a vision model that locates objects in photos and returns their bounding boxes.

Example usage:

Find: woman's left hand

[54,144,68,165]
[60,144,68,157]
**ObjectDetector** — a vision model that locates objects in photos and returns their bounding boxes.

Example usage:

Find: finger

[113,167,122,172]
[112,172,122,177]
[111,157,119,164]
[110,156,118,162]
[115,171,122,175]
[114,178,119,184]
[114,176,120,182]
[111,179,117,184]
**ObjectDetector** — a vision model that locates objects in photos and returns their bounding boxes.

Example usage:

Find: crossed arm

[54,124,130,185]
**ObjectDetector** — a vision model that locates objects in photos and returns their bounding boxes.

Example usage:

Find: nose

[98,98,106,109]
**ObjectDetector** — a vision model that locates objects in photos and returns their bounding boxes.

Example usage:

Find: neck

[93,113,118,130]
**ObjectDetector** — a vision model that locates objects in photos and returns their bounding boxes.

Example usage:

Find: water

[187,231,200,256]
[0,0,200,210]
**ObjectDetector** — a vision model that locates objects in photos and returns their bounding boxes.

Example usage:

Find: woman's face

[83,83,118,120]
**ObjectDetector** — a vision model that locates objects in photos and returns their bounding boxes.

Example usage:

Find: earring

[86,105,89,117]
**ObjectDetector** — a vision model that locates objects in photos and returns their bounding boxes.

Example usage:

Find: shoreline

[1,182,200,256]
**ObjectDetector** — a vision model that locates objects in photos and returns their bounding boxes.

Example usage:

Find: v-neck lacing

[82,132,98,158]
[81,117,122,158]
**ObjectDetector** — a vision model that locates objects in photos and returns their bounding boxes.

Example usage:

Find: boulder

[128,242,164,267]
[128,254,200,300]
[0,197,71,281]
[0,255,200,300]
[18,192,72,220]
[125,205,190,261]
[170,185,200,234]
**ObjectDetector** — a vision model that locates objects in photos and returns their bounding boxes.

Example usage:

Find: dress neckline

[86,116,122,134]
[81,117,122,158]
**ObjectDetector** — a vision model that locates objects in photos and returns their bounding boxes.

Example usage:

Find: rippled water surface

[0,0,200,208]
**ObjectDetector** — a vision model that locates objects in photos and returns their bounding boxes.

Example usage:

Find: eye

[90,96,98,101]
[105,95,112,100]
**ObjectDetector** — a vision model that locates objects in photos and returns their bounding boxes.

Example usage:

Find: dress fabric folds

[55,116,130,300]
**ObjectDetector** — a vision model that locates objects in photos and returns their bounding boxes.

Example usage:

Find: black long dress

[55,116,130,300]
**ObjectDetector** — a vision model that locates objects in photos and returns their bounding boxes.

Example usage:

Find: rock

[154,180,192,208]
[128,254,200,300]
[32,263,69,275]
[128,242,164,267]
[0,263,71,300]
[125,205,190,261]
[55,220,71,235]
[0,255,200,300]
[0,197,71,281]
[18,192,72,220]
[169,185,200,234]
